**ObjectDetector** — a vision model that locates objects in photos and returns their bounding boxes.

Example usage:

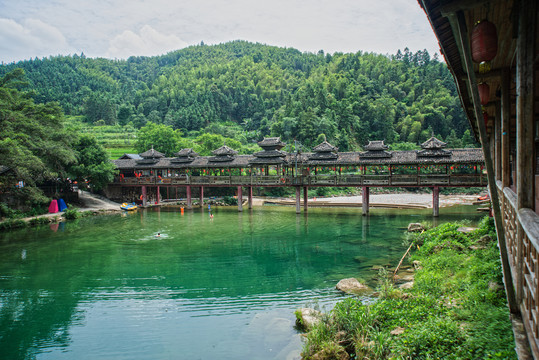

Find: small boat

[478,194,490,201]
[120,202,138,211]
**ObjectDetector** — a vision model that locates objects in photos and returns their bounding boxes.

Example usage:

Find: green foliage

[69,134,116,191]
[0,69,77,205]
[1,42,476,152]
[134,122,184,156]
[0,218,27,231]
[28,217,51,226]
[63,208,80,220]
[0,202,18,218]
[222,196,238,206]
[390,142,421,151]
[377,267,402,300]
[300,217,516,359]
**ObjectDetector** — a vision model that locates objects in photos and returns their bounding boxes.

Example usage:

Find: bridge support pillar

[186,185,192,209]
[433,186,439,217]
[362,186,369,216]
[200,186,204,207]
[296,187,301,214]
[248,186,253,209]
[156,186,160,204]
[142,185,147,207]
[303,187,308,212]
[238,186,243,212]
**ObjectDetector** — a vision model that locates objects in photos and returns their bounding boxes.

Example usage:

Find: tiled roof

[313,140,338,153]
[139,148,165,159]
[113,148,484,169]
[252,149,287,158]
[175,148,198,157]
[421,137,447,149]
[364,140,389,151]
[417,149,452,158]
[257,137,285,149]
[309,152,338,160]
[118,153,142,160]
[212,145,238,156]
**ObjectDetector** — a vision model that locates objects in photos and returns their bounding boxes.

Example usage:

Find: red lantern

[471,20,498,63]
[478,83,490,105]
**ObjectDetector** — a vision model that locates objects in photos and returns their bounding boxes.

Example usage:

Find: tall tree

[69,135,116,191]
[134,122,183,156]
[0,69,76,204]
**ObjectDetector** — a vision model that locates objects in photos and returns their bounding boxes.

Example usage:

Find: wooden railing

[498,181,539,352]
[114,173,486,187]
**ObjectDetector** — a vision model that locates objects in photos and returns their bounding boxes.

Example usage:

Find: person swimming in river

[209,213,213,219]
[156,233,161,237]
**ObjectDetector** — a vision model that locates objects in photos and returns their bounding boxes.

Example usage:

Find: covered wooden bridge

[420,0,538,357]
[108,136,485,215]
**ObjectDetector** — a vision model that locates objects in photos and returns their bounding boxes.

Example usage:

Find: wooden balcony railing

[113,173,486,187]
[498,181,539,352]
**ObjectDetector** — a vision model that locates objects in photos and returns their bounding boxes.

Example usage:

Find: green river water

[0,205,484,359]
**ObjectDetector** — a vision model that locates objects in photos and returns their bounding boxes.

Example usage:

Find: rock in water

[336,278,370,294]
[407,223,424,232]
[296,308,322,330]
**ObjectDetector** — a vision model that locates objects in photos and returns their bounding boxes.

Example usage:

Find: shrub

[63,208,81,220]
[222,196,237,206]
[28,217,50,226]
[0,219,27,230]
[299,217,517,359]
[0,202,19,219]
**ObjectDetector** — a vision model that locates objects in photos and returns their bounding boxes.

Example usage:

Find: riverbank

[0,191,123,230]
[299,217,517,359]
[0,191,485,231]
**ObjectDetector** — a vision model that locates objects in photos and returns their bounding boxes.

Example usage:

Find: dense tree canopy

[69,135,116,191]
[0,69,76,203]
[0,69,116,206]
[0,41,476,151]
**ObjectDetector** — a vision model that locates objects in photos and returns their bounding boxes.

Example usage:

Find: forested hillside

[0,41,475,150]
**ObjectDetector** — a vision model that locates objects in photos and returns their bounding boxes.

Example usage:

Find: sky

[0,0,440,64]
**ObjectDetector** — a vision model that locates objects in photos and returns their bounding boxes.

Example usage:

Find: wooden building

[419,0,538,356]
[109,136,485,215]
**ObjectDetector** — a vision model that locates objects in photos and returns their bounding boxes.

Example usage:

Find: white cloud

[107,25,188,59]
[0,1,441,62]
[0,18,76,63]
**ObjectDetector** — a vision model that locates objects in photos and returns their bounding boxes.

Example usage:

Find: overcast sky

[0,0,440,64]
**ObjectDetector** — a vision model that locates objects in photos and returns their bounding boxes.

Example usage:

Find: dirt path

[77,190,122,211]
[14,191,122,223]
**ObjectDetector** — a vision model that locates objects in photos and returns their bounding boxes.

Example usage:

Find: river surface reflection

[0,205,483,359]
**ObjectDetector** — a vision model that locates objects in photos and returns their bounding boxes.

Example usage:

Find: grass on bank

[300,217,516,359]
[0,206,95,231]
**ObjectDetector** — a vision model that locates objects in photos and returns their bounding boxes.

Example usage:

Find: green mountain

[0,40,474,150]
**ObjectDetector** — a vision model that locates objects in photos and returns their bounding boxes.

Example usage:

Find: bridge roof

[113,148,483,170]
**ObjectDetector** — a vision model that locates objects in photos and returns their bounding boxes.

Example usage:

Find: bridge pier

[200,186,204,207]
[142,185,147,207]
[156,185,160,204]
[433,186,439,217]
[296,187,301,214]
[238,186,243,212]
[362,186,370,216]
[186,185,192,209]
[303,186,308,212]
[248,186,253,209]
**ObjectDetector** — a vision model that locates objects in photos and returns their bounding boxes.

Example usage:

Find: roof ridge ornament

[360,140,392,158]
